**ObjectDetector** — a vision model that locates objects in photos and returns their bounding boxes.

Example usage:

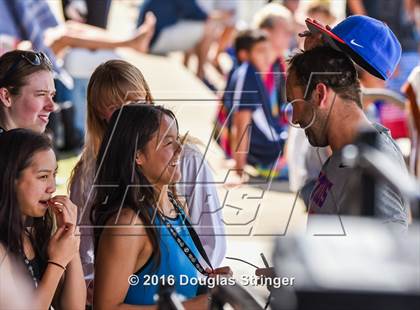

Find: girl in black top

[0,129,85,309]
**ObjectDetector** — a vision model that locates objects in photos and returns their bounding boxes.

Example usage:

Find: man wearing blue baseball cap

[301,15,402,81]
[286,18,409,232]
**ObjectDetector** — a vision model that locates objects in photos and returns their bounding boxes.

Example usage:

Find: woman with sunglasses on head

[0,50,56,134]
[0,49,87,306]
[0,129,86,309]
[92,104,230,308]
[69,60,226,298]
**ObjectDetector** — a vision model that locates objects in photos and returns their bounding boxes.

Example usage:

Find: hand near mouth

[48,195,78,231]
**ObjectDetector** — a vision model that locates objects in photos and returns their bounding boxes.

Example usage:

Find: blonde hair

[69,60,153,198]
[86,60,153,156]
[252,3,293,30]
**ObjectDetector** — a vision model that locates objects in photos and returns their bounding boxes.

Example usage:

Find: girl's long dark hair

[0,129,54,272]
[91,104,179,269]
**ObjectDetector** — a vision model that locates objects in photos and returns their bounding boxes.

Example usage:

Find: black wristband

[47,260,66,271]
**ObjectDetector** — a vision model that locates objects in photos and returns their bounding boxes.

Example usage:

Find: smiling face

[16,149,57,218]
[137,114,182,189]
[7,70,55,132]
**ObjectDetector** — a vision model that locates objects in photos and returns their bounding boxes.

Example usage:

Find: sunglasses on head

[0,52,52,87]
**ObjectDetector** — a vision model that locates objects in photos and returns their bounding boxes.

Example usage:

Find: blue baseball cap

[305,15,402,80]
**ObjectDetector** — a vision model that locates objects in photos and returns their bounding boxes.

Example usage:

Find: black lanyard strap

[158,213,209,276]
[168,193,213,270]
[157,193,213,276]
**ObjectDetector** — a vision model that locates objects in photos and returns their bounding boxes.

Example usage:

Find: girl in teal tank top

[91,105,211,308]
[125,201,201,305]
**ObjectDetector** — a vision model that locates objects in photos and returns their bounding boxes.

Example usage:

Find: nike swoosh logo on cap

[350,39,364,48]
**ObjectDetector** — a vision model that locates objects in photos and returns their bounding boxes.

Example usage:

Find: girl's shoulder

[103,207,147,236]
[106,207,144,224]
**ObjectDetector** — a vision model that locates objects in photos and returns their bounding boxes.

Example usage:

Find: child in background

[222,29,286,180]
[253,3,293,106]
[253,3,294,179]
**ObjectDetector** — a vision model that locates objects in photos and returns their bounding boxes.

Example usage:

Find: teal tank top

[124,207,201,305]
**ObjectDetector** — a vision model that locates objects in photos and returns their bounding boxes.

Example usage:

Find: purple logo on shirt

[309,172,333,210]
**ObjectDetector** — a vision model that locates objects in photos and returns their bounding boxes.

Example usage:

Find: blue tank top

[124,208,200,305]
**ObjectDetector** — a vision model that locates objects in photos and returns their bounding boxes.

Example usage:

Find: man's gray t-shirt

[307,123,409,234]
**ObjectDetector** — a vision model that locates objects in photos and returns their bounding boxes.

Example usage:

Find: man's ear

[135,150,145,166]
[314,83,329,108]
[0,87,12,108]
